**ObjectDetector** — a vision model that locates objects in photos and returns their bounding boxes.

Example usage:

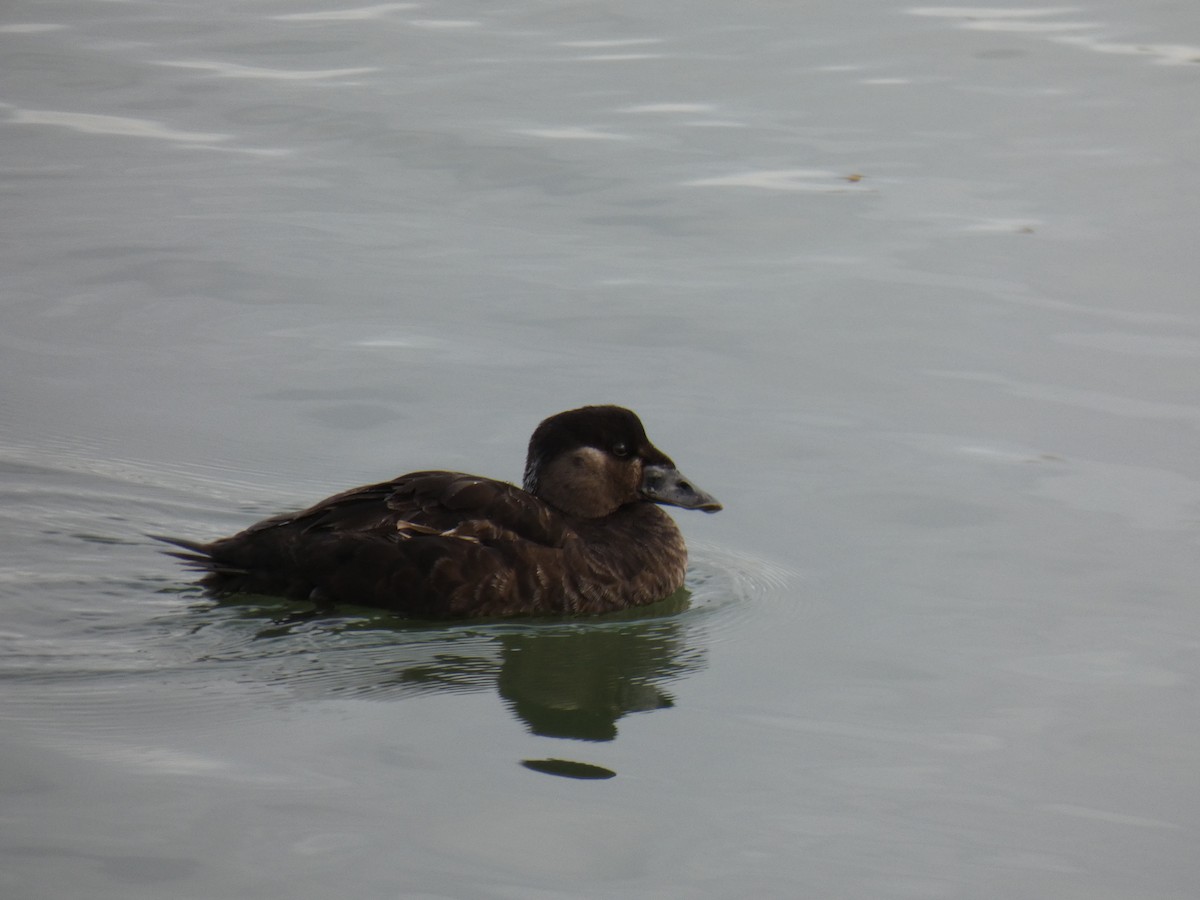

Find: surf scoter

[162,405,721,618]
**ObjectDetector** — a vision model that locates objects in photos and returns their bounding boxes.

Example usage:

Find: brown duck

[162,405,721,618]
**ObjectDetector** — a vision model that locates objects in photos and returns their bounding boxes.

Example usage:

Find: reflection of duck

[293,597,703,743]
[162,406,721,618]
[497,618,693,741]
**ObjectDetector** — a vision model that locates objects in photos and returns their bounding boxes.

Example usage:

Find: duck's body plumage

[164,406,720,618]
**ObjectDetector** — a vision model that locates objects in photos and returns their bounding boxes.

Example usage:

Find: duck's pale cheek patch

[577,446,639,496]
[537,447,627,518]
[573,447,607,468]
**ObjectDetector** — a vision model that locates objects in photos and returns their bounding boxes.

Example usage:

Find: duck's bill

[640,464,722,513]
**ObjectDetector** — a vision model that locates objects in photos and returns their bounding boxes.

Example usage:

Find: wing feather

[172,471,578,612]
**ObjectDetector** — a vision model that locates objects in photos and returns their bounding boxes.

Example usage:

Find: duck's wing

[240,470,572,548]
[160,471,577,614]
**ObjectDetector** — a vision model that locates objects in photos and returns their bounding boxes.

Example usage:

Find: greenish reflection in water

[191,588,706,774]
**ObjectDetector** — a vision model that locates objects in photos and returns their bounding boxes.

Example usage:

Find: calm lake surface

[3,1,1199,897]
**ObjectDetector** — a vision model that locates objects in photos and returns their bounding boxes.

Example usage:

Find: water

[3,1,1199,897]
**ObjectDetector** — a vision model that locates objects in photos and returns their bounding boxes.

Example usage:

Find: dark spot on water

[520,758,617,780]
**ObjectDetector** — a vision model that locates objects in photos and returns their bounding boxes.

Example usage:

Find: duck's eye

[611,442,630,458]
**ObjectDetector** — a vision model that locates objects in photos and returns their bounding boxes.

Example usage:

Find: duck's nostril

[678,482,691,492]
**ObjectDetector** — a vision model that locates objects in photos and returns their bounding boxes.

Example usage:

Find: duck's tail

[149,534,247,576]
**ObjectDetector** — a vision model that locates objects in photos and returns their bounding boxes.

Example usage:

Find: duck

[161,405,721,618]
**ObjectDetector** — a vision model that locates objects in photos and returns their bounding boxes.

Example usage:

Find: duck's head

[523,405,723,519]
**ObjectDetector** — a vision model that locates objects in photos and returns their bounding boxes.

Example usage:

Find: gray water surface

[3,1,1199,897]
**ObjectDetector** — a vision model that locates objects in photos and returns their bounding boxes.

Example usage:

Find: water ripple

[271,3,419,21]
[909,6,1200,65]
[685,168,874,193]
[4,106,229,143]
[153,60,378,81]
